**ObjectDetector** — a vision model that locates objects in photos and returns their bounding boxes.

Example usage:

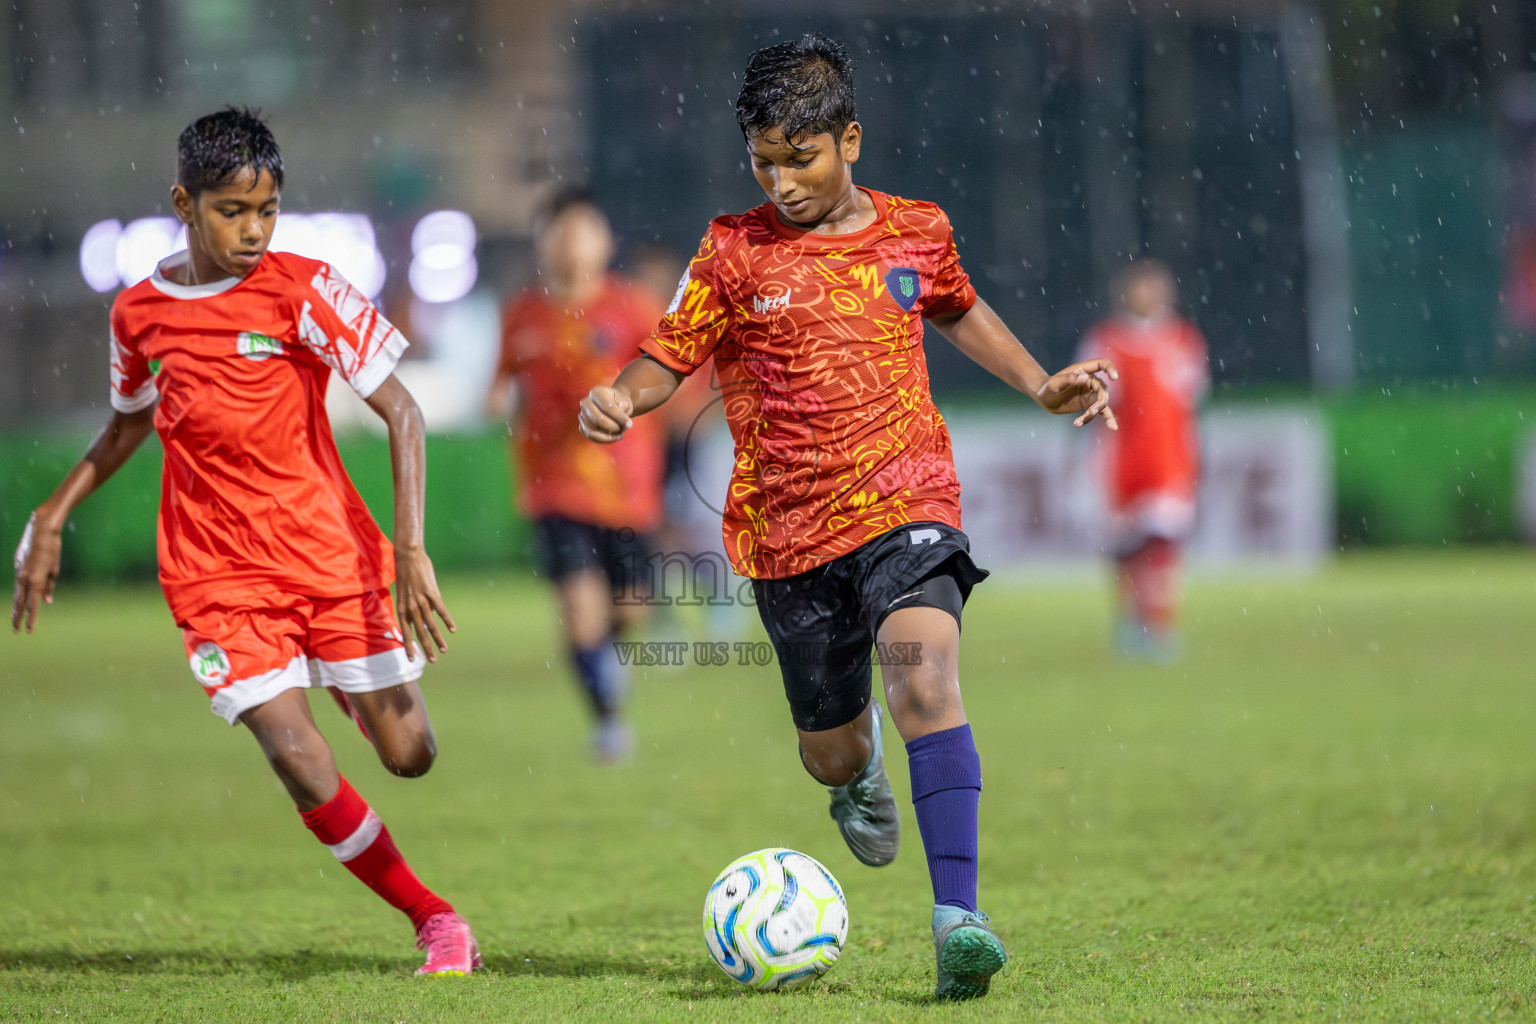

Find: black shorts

[751,522,989,733]
[533,516,652,597]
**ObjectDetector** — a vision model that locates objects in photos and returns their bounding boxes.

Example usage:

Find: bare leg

[797,669,901,868]
[876,606,967,743]
[246,686,470,964]
[556,569,617,648]
[797,702,875,787]
[612,599,648,634]
[349,681,437,777]
[241,687,340,811]
[792,604,967,783]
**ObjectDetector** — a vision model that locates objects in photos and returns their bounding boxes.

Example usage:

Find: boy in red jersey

[10,108,480,975]
[579,37,1118,1000]
[485,189,666,761]
[1078,260,1209,662]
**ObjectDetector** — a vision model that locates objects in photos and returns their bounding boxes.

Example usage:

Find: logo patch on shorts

[190,642,232,689]
[236,331,283,361]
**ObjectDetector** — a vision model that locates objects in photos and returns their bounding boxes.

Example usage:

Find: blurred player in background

[10,108,479,975]
[626,243,728,632]
[579,35,1118,1000]
[486,190,665,762]
[1078,259,1209,662]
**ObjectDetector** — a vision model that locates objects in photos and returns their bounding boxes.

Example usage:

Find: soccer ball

[702,847,849,990]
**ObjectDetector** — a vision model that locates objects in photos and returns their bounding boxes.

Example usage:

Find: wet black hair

[735,33,857,146]
[545,185,602,221]
[1114,257,1176,290]
[176,106,284,197]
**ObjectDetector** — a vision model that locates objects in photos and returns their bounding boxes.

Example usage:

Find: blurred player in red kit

[10,108,479,975]
[1078,259,1209,661]
[485,190,666,761]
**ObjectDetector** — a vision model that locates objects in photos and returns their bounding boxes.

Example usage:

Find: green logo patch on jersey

[237,332,283,361]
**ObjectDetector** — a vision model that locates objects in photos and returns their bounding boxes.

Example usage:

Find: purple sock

[571,639,621,720]
[906,724,982,912]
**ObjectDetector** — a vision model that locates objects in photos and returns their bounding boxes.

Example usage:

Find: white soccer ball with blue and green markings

[702,847,849,990]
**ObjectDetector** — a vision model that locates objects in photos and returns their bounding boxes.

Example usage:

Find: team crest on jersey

[190,642,232,690]
[237,331,283,361]
[885,267,923,312]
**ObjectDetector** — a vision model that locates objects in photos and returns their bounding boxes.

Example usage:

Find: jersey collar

[762,187,889,246]
[147,251,253,300]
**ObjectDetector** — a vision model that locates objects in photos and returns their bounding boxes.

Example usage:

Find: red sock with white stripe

[300,776,454,931]
[1131,537,1180,631]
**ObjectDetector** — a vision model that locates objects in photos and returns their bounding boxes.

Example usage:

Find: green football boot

[827,701,900,866]
[932,905,1008,1000]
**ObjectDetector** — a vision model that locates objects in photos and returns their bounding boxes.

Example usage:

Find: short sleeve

[108,310,158,413]
[295,262,408,399]
[639,228,732,375]
[922,212,977,319]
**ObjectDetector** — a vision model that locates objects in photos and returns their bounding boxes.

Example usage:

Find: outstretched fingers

[12,519,58,634]
[398,591,451,664]
[1071,372,1119,430]
[1074,357,1120,383]
[10,568,53,634]
[10,578,28,634]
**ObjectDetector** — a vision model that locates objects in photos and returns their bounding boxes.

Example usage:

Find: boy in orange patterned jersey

[579,37,1118,999]
[486,190,666,761]
[10,108,478,975]
[1078,259,1209,661]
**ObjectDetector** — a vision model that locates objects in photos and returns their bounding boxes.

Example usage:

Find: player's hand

[1036,358,1120,430]
[393,546,456,664]
[11,513,63,634]
[578,385,634,444]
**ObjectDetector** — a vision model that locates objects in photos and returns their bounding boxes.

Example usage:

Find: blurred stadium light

[76,213,386,295]
[271,213,387,297]
[408,210,479,304]
[78,219,124,293]
[115,217,186,288]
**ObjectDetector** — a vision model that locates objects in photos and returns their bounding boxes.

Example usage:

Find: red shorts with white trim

[180,589,423,725]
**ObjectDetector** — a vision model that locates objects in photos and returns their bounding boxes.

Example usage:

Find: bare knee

[883,666,964,735]
[348,683,437,777]
[802,747,864,788]
[376,728,437,778]
[798,711,874,787]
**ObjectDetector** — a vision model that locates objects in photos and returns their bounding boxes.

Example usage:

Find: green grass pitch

[3,552,1535,1021]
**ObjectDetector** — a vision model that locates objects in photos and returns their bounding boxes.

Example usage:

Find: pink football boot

[415,912,483,976]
